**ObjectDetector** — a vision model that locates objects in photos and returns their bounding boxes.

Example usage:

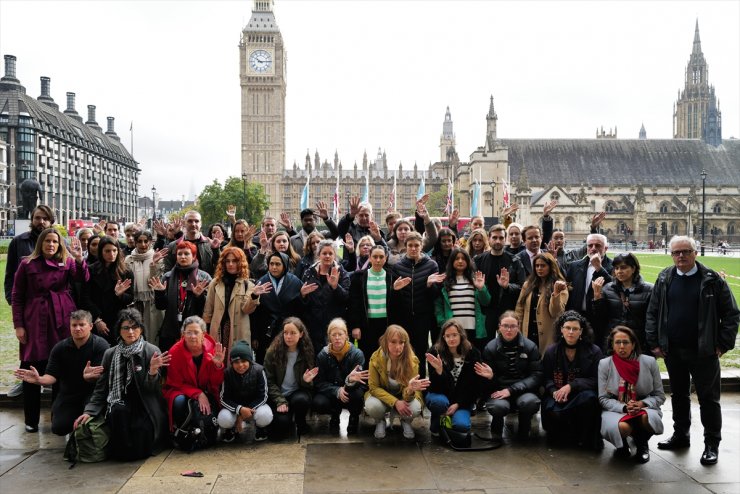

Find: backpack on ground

[63,415,110,467]
[438,416,501,451]
[171,398,219,452]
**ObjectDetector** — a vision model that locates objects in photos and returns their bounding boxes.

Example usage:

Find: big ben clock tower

[240,0,286,210]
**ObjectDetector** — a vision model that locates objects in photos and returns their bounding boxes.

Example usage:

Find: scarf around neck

[128,249,155,301]
[107,337,145,409]
[613,353,640,385]
[328,340,351,362]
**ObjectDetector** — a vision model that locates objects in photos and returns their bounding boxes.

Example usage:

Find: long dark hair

[98,235,128,279]
[553,310,594,345]
[444,247,475,292]
[432,227,457,257]
[521,252,564,300]
[266,317,315,371]
[433,319,473,368]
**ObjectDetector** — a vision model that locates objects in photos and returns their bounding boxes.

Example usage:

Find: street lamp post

[241,172,248,220]
[151,186,157,224]
[700,168,707,256]
[345,191,350,214]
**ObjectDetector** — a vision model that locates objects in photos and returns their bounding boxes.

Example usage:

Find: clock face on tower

[249,49,273,73]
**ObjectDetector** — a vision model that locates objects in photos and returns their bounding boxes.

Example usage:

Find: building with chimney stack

[0,54,139,230]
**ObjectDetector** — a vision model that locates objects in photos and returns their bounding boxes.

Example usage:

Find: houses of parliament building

[240,1,739,242]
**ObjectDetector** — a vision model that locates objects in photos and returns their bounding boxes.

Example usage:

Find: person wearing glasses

[599,326,664,463]
[646,235,739,466]
[476,311,542,446]
[75,308,170,460]
[541,311,604,450]
[125,230,168,345]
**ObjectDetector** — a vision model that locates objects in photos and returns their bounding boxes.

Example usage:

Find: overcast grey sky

[1,0,738,201]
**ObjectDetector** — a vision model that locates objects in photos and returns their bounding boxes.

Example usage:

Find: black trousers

[312,386,364,416]
[20,360,58,428]
[358,318,386,369]
[51,397,85,436]
[665,348,722,446]
[270,389,312,437]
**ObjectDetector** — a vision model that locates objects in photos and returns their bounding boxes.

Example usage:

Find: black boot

[347,413,360,434]
[329,413,340,432]
[614,441,631,459]
[633,430,652,464]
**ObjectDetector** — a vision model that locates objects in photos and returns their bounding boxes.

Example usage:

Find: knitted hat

[230,340,253,363]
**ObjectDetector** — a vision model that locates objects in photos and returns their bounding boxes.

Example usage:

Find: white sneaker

[401,420,415,439]
[374,419,387,439]
[7,382,23,398]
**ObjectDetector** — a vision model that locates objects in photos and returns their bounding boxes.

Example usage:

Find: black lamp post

[700,168,707,256]
[241,172,248,220]
[151,186,157,223]
[345,191,350,214]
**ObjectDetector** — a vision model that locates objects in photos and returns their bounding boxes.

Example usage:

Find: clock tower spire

[240,0,287,212]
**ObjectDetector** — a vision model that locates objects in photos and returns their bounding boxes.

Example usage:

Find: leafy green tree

[426,189,450,215]
[195,177,270,226]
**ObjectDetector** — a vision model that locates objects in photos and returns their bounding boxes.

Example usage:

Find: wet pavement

[0,394,738,493]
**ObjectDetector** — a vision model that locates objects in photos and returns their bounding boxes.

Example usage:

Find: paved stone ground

[1,395,738,493]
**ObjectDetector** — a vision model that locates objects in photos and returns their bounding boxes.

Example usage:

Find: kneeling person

[218,340,273,442]
[14,310,109,436]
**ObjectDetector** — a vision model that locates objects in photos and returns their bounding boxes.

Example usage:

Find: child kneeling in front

[218,340,273,442]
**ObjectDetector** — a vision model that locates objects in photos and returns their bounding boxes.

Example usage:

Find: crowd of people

[7,200,739,467]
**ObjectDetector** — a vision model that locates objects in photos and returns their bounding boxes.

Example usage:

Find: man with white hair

[646,235,739,466]
[565,233,613,345]
[338,196,386,246]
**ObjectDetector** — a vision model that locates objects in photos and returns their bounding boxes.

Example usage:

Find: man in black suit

[565,233,613,344]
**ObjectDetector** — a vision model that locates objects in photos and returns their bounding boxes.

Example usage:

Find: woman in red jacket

[163,315,225,448]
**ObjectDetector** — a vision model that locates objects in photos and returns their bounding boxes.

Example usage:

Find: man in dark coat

[646,236,739,466]
[565,233,613,327]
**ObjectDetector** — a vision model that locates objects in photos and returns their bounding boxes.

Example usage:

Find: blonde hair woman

[364,325,429,440]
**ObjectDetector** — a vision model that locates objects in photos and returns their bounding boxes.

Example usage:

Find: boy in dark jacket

[218,341,273,442]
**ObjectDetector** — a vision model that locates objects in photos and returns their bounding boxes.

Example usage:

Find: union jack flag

[332,174,340,220]
[501,177,510,208]
[387,172,397,213]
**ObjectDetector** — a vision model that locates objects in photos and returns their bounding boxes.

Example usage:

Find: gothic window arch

[604,201,617,213]
[671,222,679,235]
[659,202,670,214]
[727,222,736,236]
[564,216,574,232]
[712,203,722,214]
[648,222,656,235]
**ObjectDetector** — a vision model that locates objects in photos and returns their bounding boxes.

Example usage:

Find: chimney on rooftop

[86,105,102,131]
[0,54,25,92]
[105,116,120,140]
[63,92,83,122]
[4,55,17,80]
[37,76,59,109]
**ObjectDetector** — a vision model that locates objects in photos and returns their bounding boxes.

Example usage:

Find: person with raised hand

[13,227,88,433]
[364,325,429,440]
[313,318,368,434]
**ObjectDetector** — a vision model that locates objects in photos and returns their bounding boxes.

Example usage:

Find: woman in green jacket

[435,248,492,351]
[263,317,317,438]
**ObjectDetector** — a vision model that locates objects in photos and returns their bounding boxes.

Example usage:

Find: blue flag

[300,177,309,211]
[470,181,480,217]
[417,176,426,200]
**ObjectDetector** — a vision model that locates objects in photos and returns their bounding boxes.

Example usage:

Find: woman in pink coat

[12,227,87,432]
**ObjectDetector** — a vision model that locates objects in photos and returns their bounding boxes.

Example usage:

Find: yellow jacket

[365,348,424,409]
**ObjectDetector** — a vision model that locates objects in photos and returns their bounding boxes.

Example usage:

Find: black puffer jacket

[219,363,269,414]
[592,276,653,349]
[389,254,439,319]
[347,268,394,331]
[427,347,482,410]
[301,261,351,351]
[481,333,543,397]
[314,344,366,400]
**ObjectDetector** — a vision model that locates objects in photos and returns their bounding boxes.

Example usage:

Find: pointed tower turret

[639,123,646,140]
[486,95,498,151]
[673,19,722,145]
[440,106,456,162]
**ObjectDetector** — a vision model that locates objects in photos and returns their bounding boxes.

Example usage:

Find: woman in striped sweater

[434,247,491,351]
[348,245,393,367]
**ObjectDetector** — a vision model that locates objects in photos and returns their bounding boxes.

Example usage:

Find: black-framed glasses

[120,325,140,332]
[671,249,694,257]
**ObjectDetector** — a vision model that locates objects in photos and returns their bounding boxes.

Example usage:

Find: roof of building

[500,138,740,187]
[0,81,137,169]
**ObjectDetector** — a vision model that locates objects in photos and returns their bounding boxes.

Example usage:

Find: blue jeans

[425,392,471,433]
